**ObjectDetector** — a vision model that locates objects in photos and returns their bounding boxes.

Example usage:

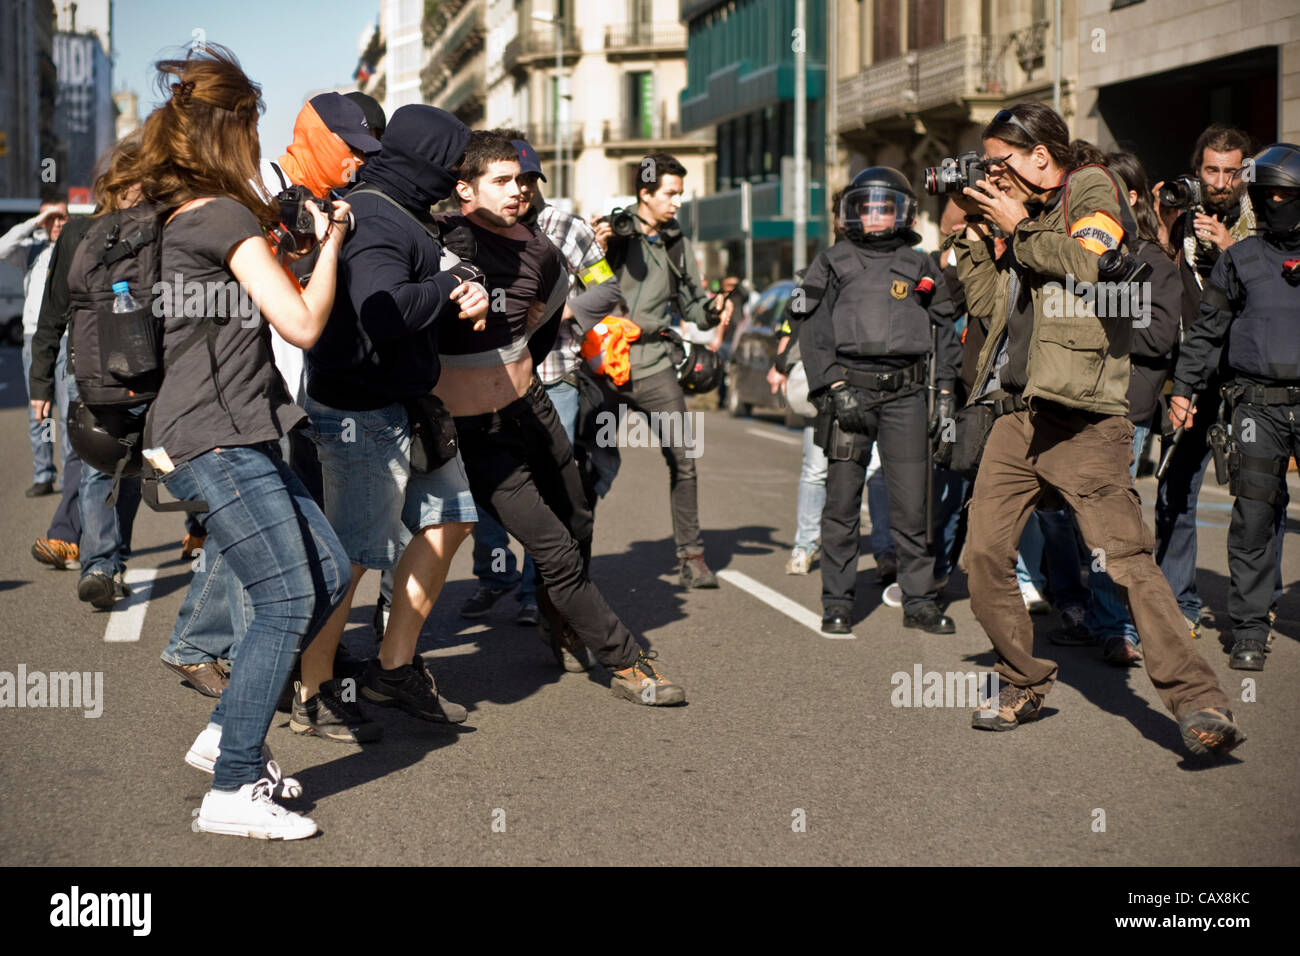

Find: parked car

[723,280,804,424]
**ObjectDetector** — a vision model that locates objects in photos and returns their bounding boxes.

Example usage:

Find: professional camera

[1096,249,1152,287]
[1157,175,1203,211]
[597,206,640,239]
[272,184,354,256]
[923,151,990,197]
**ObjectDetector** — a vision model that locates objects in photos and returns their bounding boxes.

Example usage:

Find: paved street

[0,345,1297,866]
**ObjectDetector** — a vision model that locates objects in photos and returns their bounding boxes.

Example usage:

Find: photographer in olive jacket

[949,103,1242,757]
[592,152,733,589]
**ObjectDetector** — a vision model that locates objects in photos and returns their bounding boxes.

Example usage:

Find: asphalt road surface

[1,347,1297,866]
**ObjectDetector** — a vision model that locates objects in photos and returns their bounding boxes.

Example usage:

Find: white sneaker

[1020,581,1051,614]
[882,583,904,608]
[186,726,303,799]
[785,546,816,575]
[194,779,317,840]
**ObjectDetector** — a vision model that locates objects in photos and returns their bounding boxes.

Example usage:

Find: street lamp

[532,9,567,204]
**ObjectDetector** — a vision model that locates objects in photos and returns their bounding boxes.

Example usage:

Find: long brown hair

[982,102,1104,173]
[124,44,276,227]
[92,128,144,212]
[1106,151,1164,250]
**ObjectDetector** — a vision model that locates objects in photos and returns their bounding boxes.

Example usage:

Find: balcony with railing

[504,25,582,74]
[441,51,486,121]
[837,34,1006,131]
[603,22,687,59]
[523,121,586,153]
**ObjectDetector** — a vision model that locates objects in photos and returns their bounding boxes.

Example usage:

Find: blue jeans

[473,380,580,602]
[1085,423,1149,642]
[66,374,142,578]
[1016,509,1089,607]
[865,445,892,558]
[932,466,968,581]
[160,547,251,667]
[794,425,828,550]
[23,334,56,484]
[161,444,349,790]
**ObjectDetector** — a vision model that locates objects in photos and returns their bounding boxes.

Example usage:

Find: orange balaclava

[278,101,361,199]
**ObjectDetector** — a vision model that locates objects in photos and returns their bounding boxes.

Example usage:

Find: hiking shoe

[185,726,302,799]
[1178,707,1246,757]
[516,600,539,626]
[903,602,956,634]
[1102,637,1143,667]
[1050,605,1094,646]
[679,554,719,589]
[77,571,118,610]
[882,582,903,608]
[162,659,229,698]
[360,657,468,723]
[459,584,512,619]
[290,679,383,743]
[112,571,131,600]
[971,683,1043,731]
[25,481,54,498]
[194,779,317,840]
[785,545,817,575]
[874,551,898,585]
[32,538,80,571]
[180,533,206,561]
[610,650,686,706]
[821,607,852,635]
[1021,581,1051,614]
[1228,639,1266,671]
[548,625,595,672]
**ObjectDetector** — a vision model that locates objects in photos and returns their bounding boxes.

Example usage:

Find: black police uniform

[791,221,961,632]
[1172,143,1300,669]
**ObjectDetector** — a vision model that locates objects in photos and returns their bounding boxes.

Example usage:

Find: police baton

[925,327,937,549]
[1155,395,1197,481]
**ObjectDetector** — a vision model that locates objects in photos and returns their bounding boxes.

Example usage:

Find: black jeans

[455,382,639,669]
[604,366,704,558]
[820,388,935,614]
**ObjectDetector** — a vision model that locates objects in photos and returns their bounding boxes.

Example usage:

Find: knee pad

[1228,451,1285,506]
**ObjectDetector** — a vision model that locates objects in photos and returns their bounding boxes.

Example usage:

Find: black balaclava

[358,105,469,213]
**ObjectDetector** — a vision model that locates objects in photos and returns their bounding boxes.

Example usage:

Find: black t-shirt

[150,197,304,464]
[433,214,565,366]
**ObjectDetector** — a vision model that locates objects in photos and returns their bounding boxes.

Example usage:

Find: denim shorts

[305,395,478,570]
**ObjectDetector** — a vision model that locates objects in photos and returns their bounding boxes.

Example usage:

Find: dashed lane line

[715,569,855,639]
[103,568,159,643]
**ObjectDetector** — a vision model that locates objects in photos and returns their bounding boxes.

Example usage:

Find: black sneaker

[459,584,512,619]
[77,571,118,610]
[361,658,468,723]
[903,602,956,634]
[1049,605,1094,646]
[679,554,719,589]
[547,625,596,672]
[290,679,383,743]
[1229,639,1266,671]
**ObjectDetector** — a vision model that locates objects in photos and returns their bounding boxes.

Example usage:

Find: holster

[813,400,865,461]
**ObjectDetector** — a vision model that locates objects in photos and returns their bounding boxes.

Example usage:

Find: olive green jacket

[952,165,1138,416]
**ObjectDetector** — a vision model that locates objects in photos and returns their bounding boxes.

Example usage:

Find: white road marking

[103,568,159,643]
[716,569,856,639]
[745,426,801,446]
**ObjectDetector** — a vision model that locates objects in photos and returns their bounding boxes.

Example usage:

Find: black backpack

[65,202,211,511]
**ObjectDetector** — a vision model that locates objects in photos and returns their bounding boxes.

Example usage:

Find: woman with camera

[124,45,352,837]
[949,103,1242,756]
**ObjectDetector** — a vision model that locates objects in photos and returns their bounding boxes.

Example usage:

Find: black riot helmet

[1246,143,1300,237]
[661,329,723,393]
[840,166,917,240]
[67,399,145,478]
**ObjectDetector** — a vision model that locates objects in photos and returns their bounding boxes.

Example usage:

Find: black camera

[273,184,353,255]
[1157,175,1203,211]
[1096,249,1151,287]
[923,151,990,197]
[598,206,639,239]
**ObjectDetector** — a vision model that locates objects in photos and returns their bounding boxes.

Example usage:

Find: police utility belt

[1231,383,1300,406]
[838,360,926,393]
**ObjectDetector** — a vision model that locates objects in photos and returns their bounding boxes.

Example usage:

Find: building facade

[0,0,58,201]
[677,0,828,286]
[423,0,488,128]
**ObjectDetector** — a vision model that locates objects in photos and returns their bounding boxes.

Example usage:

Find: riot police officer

[1171,142,1300,672]
[789,167,961,635]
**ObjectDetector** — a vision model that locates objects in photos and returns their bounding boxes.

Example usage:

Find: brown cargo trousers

[966,403,1230,720]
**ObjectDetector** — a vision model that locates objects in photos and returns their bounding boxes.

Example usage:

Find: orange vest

[580,317,642,386]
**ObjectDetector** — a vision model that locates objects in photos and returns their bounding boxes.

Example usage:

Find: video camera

[272,184,354,256]
[923,152,991,197]
[1157,175,1203,211]
[595,206,640,239]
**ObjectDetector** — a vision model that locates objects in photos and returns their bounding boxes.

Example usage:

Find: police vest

[1224,237,1300,380]
[823,242,934,359]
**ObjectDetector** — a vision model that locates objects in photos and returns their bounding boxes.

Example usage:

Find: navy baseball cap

[309,92,382,155]
[513,139,547,182]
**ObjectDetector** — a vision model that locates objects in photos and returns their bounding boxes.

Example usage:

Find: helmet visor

[840,185,915,235]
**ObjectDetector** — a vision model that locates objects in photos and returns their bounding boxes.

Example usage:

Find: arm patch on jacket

[1070,211,1123,255]
[578,258,614,286]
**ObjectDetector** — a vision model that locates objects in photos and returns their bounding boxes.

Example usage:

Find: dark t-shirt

[150,197,305,464]
[433,213,565,365]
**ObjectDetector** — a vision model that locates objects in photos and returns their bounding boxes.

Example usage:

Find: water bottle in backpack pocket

[102,280,163,382]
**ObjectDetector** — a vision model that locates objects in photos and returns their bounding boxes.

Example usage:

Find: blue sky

[113,0,380,157]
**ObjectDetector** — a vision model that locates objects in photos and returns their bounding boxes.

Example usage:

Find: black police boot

[903,602,956,635]
[821,607,852,635]
[1229,639,1266,671]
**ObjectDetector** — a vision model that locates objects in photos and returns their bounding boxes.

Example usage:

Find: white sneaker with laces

[882,582,903,608]
[195,779,317,840]
[186,726,303,799]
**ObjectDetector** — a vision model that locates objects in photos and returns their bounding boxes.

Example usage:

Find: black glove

[447,261,486,286]
[930,390,956,441]
[829,383,871,434]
